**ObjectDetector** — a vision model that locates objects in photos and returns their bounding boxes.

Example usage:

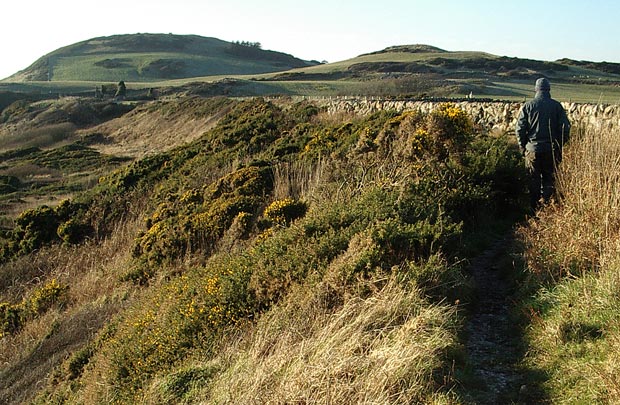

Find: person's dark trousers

[525,150,561,210]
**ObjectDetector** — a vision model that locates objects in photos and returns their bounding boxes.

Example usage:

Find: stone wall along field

[315,98,620,133]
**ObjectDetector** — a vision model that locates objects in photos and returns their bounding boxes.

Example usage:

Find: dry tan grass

[520,122,620,281]
[0,303,122,404]
[192,278,458,405]
[0,211,142,303]
[591,332,620,401]
[0,163,59,179]
[0,122,78,152]
[519,122,620,401]
[313,109,361,125]
[272,158,327,203]
[0,214,145,405]
[78,101,227,159]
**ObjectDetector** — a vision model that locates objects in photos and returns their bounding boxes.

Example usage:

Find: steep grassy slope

[5,34,317,82]
[0,97,526,403]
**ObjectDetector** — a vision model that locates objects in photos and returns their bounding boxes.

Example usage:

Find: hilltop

[3,37,620,103]
[4,33,319,82]
[266,44,620,102]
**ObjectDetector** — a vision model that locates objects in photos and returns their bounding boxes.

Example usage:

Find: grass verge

[518,121,620,402]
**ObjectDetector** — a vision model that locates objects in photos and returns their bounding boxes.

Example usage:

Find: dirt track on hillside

[459,233,544,404]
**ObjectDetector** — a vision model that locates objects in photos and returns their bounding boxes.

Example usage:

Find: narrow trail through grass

[458,232,547,404]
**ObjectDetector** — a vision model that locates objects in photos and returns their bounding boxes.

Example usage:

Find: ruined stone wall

[310,97,620,133]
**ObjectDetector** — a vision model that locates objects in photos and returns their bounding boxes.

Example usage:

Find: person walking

[516,78,571,210]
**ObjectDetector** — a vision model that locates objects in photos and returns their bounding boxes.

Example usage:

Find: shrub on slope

[0,97,525,404]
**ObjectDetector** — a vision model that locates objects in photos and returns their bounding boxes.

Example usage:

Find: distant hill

[3,40,620,103]
[360,44,448,56]
[286,43,620,81]
[5,33,319,82]
[265,44,620,102]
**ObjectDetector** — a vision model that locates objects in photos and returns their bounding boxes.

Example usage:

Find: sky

[2,0,620,80]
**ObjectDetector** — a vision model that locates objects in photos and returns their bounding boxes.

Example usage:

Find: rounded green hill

[7,33,318,82]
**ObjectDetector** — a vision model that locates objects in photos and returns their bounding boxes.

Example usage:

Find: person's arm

[559,107,571,146]
[515,107,529,153]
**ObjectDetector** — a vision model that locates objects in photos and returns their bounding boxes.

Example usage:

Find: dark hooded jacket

[516,91,571,154]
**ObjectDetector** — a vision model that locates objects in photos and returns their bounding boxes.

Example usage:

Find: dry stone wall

[311,97,620,133]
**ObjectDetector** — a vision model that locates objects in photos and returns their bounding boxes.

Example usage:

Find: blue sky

[2,0,619,80]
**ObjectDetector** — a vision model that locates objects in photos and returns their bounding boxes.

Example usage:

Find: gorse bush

[0,98,527,404]
[263,198,308,226]
[0,200,91,262]
[0,278,67,337]
[130,163,274,281]
[23,278,68,317]
[14,206,59,253]
[427,102,474,158]
[206,99,286,154]
[0,302,21,337]
[0,175,20,194]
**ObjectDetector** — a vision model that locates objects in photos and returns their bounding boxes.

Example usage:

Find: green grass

[4,35,620,101]
[523,273,620,402]
[480,81,620,104]
[0,97,528,403]
[4,34,315,83]
[517,121,620,402]
[3,77,619,103]
[300,50,497,73]
[50,52,311,82]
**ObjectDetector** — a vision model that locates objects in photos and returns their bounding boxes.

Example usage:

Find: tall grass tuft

[519,122,620,402]
[272,158,326,202]
[174,279,460,404]
[520,122,620,282]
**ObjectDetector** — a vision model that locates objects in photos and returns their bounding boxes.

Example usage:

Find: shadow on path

[456,232,550,404]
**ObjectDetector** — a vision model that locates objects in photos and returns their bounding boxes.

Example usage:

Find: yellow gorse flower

[264,198,307,226]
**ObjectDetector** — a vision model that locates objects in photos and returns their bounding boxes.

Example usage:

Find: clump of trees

[232,40,262,49]
[227,41,264,58]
